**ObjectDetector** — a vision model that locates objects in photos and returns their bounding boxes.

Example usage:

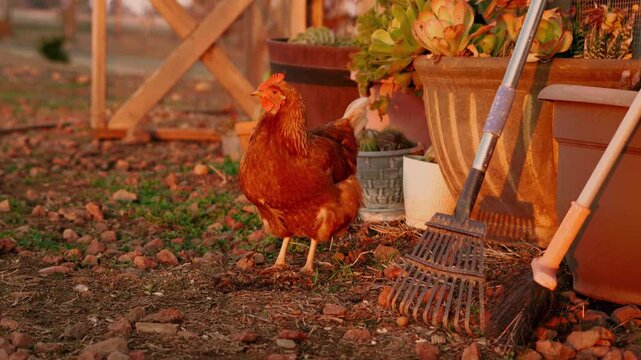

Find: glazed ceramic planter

[414,57,641,246]
[266,39,360,129]
[403,155,455,230]
[540,84,641,305]
[357,145,423,221]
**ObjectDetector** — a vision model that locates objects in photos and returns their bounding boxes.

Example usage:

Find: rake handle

[455,0,547,222]
[533,88,641,290]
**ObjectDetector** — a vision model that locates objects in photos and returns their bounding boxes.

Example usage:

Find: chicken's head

[252,73,288,115]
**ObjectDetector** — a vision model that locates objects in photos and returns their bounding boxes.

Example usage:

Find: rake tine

[412,272,436,320]
[451,236,472,332]
[399,266,428,315]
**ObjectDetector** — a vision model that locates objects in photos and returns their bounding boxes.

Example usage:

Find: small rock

[31,205,47,217]
[0,200,10,213]
[177,330,197,338]
[231,331,257,343]
[7,350,29,360]
[62,229,78,243]
[416,342,440,360]
[142,308,183,323]
[9,332,33,348]
[48,211,60,221]
[193,164,208,175]
[624,350,641,360]
[594,326,616,342]
[0,238,16,253]
[276,338,296,350]
[242,205,256,214]
[0,319,19,331]
[589,346,613,358]
[580,310,609,329]
[125,307,145,323]
[133,256,156,270]
[38,265,70,275]
[342,329,371,342]
[86,239,106,256]
[536,340,576,360]
[81,255,99,267]
[135,322,178,335]
[34,342,62,353]
[73,284,89,293]
[236,256,255,270]
[374,244,399,262]
[396,316,409,328]
[100,231,117,243]
[612,305,641,328]
[85,203,104,221]
[64,248,84,261]
[112,190,137,202]
[143,239,163,253]
[42,255,63,265]
[604,349,623,360]
[63,322,92,340]
[77,350,99,360]
[323,304,347,317]
[518,349,543,360]
[378,286,392,308]
[535,327,558,341]
[383,265,406,280]
[567,329,601,350]
[0,349,8,360]
[107,318,132,337]
[462,342,481,360]
[278,330,307,341]
[252,253,265,265]
[129,350,145,360]
[82,337,129,357]
[156,249,179,266]
[115,160,130,171]
[107,351,129,360]
[576,352,598,360]
[247,230,264,242]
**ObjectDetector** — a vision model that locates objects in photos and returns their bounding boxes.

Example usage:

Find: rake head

[384,213,487,334]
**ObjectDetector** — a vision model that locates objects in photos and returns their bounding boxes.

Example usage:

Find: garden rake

[384,0,549,334]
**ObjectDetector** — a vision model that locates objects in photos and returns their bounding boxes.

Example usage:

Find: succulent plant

[288,26,355,47]
[358,127,416,152]
[411,0,477,56]
[473,0,529,23]
[582,4,636,59]
[528,8,573,61]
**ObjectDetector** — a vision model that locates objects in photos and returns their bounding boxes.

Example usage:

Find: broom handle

[533,88,641,290]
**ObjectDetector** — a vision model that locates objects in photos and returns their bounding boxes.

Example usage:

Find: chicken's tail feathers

[342,97,369,137]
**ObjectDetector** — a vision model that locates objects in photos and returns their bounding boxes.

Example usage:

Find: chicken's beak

[250,90,259,97]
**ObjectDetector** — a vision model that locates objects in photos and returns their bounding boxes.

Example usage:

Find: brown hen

[239,73,369,273]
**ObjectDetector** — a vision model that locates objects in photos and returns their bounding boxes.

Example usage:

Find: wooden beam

[289,0,306,37]
[311,0,323,27]
[246,1,267,86]
[93,128,221,142]
[91,0,106,129]
[151,0,260,120]
[108,0,253,129]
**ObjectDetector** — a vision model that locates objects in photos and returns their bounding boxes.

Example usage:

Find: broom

[489,86,641,345]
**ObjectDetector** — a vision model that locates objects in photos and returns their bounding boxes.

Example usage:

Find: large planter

[266,39,360,129]
[541,84,641,305]
[357,145,423,221]
[415,57,641,246]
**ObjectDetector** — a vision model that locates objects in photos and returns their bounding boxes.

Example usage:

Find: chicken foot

[267,237,291,270]
[300,238,318,274]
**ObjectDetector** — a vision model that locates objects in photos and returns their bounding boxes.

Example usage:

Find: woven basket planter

[357,145,423,220]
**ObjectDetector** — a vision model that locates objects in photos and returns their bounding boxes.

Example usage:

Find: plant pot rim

[358,144,424,157]
[267,38,359,51]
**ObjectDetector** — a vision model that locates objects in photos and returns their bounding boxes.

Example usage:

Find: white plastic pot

[403,155,455,229]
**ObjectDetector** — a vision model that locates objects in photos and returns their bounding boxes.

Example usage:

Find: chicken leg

[267,237,290,270]
[300,238,318,274]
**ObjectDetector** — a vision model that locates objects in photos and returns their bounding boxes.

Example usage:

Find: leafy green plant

[288,26,356,47]
[358,128,416,151]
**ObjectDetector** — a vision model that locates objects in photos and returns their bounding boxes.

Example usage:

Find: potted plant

[403,146,455,229]
[356,127,423,221]
[266,26,361,129]
[408,0,641,246]
[349,0,432,147]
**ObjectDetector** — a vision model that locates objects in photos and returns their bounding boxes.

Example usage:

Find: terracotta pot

[414,57,641,246]
[266,39,360,129]
[541,84,641,305]
[366,86,431,147]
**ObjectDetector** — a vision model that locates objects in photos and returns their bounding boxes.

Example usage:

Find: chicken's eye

[271,90,277,94]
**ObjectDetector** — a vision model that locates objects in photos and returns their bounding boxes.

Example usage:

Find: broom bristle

[488,268,555,346]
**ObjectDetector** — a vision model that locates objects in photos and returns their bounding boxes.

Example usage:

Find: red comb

[259,73,285,90]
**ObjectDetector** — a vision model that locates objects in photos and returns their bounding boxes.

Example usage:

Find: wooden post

[311,0,322,27]
[91,0,106,129]
[61,0,76,41]
[246,0,267,85]
[108,0,254,129]
[289,0,306,37]
[0,0,11,38]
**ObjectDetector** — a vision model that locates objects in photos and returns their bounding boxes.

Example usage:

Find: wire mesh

[576,0,641,58]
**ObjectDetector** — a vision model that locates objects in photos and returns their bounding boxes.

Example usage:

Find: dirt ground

[1,40,640,360]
